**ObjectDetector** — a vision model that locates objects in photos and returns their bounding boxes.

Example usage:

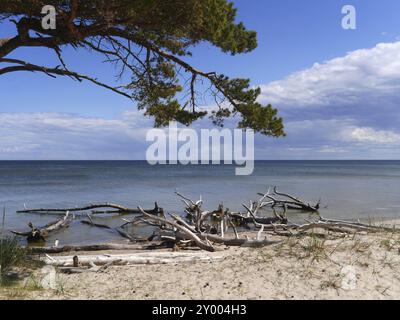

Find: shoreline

[2,219,400,300]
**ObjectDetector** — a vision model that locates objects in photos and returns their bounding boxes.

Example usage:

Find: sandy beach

[1,220,400,300]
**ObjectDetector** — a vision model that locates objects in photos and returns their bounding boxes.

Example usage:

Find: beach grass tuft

[302,234,327,262]
[0,236,28,285]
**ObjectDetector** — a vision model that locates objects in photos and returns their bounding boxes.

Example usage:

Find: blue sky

[1,0,400,159]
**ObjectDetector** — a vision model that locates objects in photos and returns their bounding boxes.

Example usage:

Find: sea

[0,160,399,245]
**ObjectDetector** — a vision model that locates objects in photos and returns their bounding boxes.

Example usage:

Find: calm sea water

[0,160,399,245]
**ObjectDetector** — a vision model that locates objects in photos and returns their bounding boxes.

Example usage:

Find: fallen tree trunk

[12,211,71,242]
[42,252,225,267]
[17,202,162,215]
[27,243,153,254]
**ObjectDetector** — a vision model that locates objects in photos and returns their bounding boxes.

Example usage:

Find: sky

[1,0,400,159]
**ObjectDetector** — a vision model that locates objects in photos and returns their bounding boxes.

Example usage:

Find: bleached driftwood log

[42,252,225,267]
[174,231,282,247]
[12,211,72,242]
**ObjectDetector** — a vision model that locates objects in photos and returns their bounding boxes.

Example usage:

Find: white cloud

[0,111,153,159]
[253,118,400,159]
[252,41,400,158]
[342,127,400,144]
[259,42,400,109]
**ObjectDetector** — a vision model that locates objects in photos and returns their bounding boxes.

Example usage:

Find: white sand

[2,222,400,300]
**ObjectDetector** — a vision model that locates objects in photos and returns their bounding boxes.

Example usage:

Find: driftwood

[138,206,215,252]
[259,186,320,212]
[12,211,71,242]
[81,214,112,229]
[17,202,162,215]
[42,252,225,267]
[136,190,287,249]
[28,243,155,254]
[13,187,396,256]
[174,231,282,247]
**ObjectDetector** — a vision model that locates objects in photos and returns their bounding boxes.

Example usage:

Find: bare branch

[0,58,133,99]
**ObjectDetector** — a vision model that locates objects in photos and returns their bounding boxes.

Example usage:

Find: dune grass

[0,236,28,285]
[1,207,31,286]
